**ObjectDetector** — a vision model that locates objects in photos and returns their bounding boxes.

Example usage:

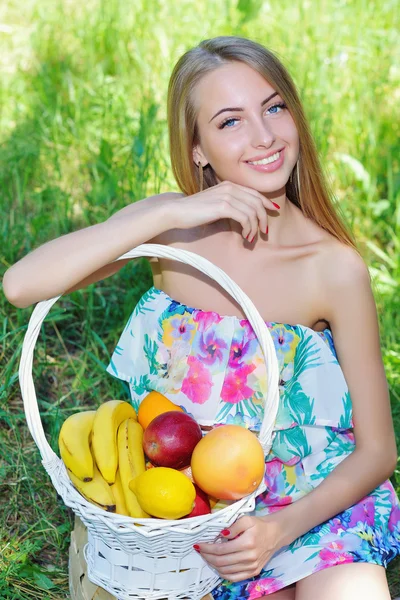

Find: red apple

[143,411,202,469]
[183,485,211,518]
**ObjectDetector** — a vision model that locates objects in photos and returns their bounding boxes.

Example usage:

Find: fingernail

[251,235,256,243]
[193,544,200,551]
[221,529,230,536]
[272,202,280,209]
[265,225,269,234]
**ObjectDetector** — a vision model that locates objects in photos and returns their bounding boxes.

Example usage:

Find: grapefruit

[191,425,265,500]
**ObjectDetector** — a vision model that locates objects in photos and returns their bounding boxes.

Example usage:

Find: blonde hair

[167,36,358,251]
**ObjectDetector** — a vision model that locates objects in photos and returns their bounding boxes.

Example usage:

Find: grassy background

[1,0,399,597]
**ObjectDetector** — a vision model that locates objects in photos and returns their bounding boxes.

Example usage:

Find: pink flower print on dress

[181,355,213,404]
[198,330,228,366]
[193,310,223,332]
[221,363,256,404]
[317,548,355,567]
[265,457,283,479]
[238,319,258,341]
[262,459,292,507]
[262,460,282,496]
[329,517,347,535]
[170,317,196,342]
[247,577,282,598]
[318,532,363,565]
[347,496,376,528]
[388,504,400,534]
[228,337,253,368]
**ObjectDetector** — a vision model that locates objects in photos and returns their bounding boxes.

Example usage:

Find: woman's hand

[195,513,290,583]
[170,180,280,241]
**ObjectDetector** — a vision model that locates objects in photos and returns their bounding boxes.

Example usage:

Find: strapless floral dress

[106,286,400,598]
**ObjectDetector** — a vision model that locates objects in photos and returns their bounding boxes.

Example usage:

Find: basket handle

[19,243,280,465]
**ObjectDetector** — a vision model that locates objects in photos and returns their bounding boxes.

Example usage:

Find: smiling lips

[245,148,285,172]
[245,147,285,164]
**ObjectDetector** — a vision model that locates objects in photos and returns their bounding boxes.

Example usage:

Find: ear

[192,144,208,167]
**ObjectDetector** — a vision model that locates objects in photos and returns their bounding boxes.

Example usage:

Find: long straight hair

[167,36,358,251]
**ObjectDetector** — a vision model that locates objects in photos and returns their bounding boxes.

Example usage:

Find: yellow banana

[117,418,149,518]
[68,463,116,512]
[92,400,137,484]
[58,410,96,481]
[110,470,129,516]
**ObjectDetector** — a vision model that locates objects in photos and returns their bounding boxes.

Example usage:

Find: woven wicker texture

[69,516,115,600]
[69,517,213,600]
[19,244,280,599]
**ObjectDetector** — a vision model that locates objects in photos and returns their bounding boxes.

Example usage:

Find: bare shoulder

[314,236,375,331]
[317,237,369,289]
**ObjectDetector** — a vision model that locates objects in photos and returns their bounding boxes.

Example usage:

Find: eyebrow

[208,92,279,123]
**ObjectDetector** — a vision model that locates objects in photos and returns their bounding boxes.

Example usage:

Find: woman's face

[192,61,299,194]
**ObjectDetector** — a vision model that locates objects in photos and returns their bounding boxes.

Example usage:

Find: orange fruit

[191,425,265,500]
[179,465,195,483]
[138,391,184,429]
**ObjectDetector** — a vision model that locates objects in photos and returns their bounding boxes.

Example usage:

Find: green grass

[1,0,399,597]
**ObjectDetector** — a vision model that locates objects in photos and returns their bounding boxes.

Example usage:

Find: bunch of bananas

[58,400,149,517]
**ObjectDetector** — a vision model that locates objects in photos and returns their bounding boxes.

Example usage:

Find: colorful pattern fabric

[106,286,400,597]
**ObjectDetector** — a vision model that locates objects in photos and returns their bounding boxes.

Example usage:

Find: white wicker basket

[18,244,280,600]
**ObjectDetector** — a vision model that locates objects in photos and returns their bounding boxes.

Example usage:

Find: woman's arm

[197,245,398,582]
[2,192,181,308]
[275,244,398,544]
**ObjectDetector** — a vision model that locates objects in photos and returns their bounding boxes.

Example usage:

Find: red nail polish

[193,544,200,551]
[251,235,256,243]
[265,225,269,234]
[272,202,280,209]
[221,529,230,536]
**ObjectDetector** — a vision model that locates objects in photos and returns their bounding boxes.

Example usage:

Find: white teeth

[248,151,280,165]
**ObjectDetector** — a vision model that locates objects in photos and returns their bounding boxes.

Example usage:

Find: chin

[246,178,289,194]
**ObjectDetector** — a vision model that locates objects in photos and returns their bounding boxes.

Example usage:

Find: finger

[223,186,268,235]
[236,192,268,236]
[200,550,255,569]
[227,196,260,240]
[217,182,268,236]
[226,181,280,212]
[197,535,247,556]
[222,516,253,540]
[218,199,256,240]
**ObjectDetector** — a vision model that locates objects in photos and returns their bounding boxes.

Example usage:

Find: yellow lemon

[129,467,196,519]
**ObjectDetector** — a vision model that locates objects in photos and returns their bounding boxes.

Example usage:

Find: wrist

[146,192,184,233]
[260,505,301,548]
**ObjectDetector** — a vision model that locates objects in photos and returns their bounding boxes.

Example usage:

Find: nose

[250,117,276,148]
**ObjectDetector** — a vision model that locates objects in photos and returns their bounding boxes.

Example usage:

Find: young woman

[4,36,400,600]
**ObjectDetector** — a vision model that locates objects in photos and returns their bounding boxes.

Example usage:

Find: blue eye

[219,117,239,129]
[267,102,286,114]
[218,102,287,129]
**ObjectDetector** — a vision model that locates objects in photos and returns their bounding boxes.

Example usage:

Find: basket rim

[19,243,281,530]
[46,452,260,534]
